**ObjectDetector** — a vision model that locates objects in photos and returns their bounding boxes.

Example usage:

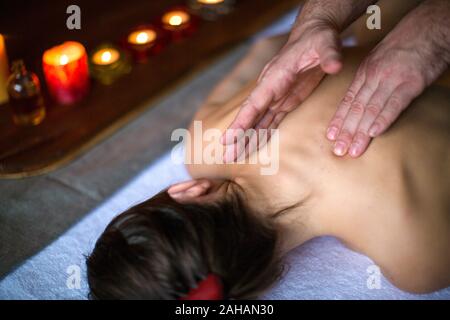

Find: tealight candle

[92,48,120,66]
[161,8,197,40]
[0,34,9,105]
[162,10,191,31]
[188,0,235,21]
[90,44,131,85]
[128,29,157,46]
[43,41,90,105]
[125,26,161,63]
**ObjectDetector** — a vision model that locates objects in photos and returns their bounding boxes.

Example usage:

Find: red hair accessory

[180,274,223,300]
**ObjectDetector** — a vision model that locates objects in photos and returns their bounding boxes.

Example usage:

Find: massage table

[1,9,449,300]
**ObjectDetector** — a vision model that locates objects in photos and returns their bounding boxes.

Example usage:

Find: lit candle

[126,26,160,63]
[90,44,131,85]
[188,0,234,21]
[0,34,9,105]
[162,10,191,31]
[92,48,120,66]
[161,8,197,40]
[42,41,90,105]
[128,29,157,46]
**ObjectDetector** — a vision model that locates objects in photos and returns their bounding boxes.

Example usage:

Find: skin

[168,39,450,293]
[221,0,450,159]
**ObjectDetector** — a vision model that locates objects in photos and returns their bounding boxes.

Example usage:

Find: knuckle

[355,130,369,140]
[387,96,403,114]
[366,104,381,117]
[376,114,389,128]
[349,101,365,115]
[332,113,346,123]
[339,129,353,141]
[330,116,344,127]
[342,91,355,104]
[365,62,379,78]
[380,65,395,78]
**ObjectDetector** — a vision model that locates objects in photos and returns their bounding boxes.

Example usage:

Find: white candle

[0,34,9,105]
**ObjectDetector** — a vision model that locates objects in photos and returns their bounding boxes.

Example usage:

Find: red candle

[43,41,90,105]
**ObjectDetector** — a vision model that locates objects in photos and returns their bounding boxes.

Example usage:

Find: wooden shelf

[0,0,299,178]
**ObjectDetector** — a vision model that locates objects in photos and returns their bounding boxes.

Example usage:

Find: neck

[233,174,325,255]
[275,206,323,255]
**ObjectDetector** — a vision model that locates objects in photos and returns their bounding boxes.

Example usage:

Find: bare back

[188,47,450,293]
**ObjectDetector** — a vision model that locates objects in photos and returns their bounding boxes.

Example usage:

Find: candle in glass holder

[0,34,9,105]
[125,26,162,63]
[42,41,90,105]
[161,8,198,40]
[90,44,131,85]
[188,0,235,21]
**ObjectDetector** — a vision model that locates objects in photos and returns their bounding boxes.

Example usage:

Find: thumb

[317,33,342,74]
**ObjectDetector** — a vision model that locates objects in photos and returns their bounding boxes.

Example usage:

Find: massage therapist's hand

[327,0,450,157]
[221,0,376,161]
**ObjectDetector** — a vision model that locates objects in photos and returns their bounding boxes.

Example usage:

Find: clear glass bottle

[7,60,46,126]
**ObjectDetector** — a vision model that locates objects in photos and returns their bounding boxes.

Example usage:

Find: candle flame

[101,51,112,63]
[59,54,69,65]
[169,15,183,26]
[92,48,120,66]
[128,29,157,45]
[136,32,149,44]
[162,11,190,28]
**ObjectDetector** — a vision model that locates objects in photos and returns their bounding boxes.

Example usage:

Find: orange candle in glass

[161,8,198,40]
[42,41,90,105]
[162,10,191,31]
[126,26,159,63]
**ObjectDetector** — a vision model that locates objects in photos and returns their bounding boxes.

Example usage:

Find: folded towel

[1,150,448,299]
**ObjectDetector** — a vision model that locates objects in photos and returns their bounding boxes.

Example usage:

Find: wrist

[387,0,450,84]
[293,0,376,36]
[422,0,450,65]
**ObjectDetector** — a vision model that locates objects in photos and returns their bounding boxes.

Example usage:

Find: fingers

[369,83,417,137]
[348,81,395,156]
[222,28,340,146]
[334,83,376,156]
[245,111,287,160]
[168,179,211,197]
[328,78,418,158]
[221,69,294,146]
[327,62,367,141]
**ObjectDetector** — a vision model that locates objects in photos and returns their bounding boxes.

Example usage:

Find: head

[87,179,283,299]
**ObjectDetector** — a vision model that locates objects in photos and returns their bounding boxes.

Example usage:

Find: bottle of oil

[7,60,46,126]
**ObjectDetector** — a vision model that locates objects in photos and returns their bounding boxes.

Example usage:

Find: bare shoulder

[372,203,450,293]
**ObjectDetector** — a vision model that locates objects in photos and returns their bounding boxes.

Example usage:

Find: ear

[167,179,212,203]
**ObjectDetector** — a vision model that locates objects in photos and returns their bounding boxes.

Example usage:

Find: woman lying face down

[87,38,450,298]
[87,182,286,300]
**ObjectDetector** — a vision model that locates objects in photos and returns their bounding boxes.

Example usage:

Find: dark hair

[86,188,283,299]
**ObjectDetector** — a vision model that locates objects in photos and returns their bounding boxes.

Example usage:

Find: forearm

[291,0,377,38]
[382,0,450,84]
[414,0,450,68]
